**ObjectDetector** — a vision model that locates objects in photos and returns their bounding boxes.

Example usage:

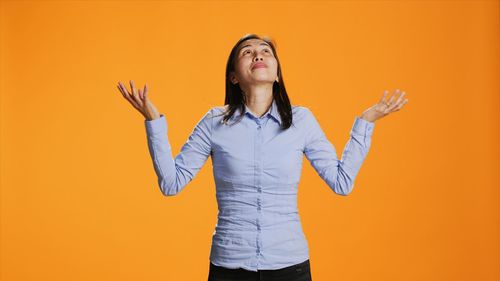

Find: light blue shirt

[144,99,375,271]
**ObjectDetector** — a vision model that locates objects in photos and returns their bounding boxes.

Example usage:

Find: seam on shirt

[209,107,214,155]
[150,130,168,192]
[302,107,312,151]
[304,107,321,152]
[342,132,353,168]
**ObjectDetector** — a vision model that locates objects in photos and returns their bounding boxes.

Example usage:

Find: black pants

[207,259,312,281]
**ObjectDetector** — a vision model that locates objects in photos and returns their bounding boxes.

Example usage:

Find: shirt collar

[231,99,282,125]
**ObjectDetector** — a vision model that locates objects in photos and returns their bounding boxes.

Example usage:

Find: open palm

[360,89,409,122]
[117,80,160,121]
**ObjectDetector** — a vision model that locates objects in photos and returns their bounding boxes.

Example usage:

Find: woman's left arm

[303,89,409,196]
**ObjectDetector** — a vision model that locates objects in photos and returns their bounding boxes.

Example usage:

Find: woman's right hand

[117,80,161,121]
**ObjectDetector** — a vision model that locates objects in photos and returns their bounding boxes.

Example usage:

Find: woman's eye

[242,49,271,55]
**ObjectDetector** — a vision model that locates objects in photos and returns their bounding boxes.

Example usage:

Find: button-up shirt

[144,99,375,271]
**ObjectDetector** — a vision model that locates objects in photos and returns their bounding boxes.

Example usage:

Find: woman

[117,33,408,281]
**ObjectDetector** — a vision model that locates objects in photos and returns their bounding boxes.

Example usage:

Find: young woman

[117,33,408,281]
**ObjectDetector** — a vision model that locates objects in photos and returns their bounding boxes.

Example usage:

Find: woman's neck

[242,84,273,118]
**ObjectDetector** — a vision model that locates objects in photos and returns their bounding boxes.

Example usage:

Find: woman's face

[230,39,279,87]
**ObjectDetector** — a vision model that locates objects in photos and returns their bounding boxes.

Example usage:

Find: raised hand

[117,80,161,121]
[359,89,409,123]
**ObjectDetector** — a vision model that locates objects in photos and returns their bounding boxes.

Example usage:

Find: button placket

[255,118,264,259]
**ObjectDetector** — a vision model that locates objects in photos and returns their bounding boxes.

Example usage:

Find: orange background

[1,1,499,280]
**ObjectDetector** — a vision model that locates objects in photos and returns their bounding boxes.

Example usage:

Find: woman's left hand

[359,89,409,123]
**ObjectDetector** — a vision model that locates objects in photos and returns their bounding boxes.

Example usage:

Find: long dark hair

[217,33,293,130]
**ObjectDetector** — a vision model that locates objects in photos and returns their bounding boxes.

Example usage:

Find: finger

[379,90,388,104]
[143,83,148,100]
[118,83,141,109]
[117,83,132,100]
[130,80,137,96]
[129,80,143,106]
[123,89,142,109]
[117,84,128,99]
[394,91,406,106]
[117,81,129,95]
[130,80,141,102]
[388,91,405,110]
[117,83,126,96]
[138,88,144,100]
[387,97,401,111]
[132,91,143,107]
[118,82,134,99]
[117,82,131,99]
[393,97,409,111]
[394,99,409,111]
[388,89,399,105]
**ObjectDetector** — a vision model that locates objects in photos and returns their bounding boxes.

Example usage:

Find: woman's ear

[230,72,238,85]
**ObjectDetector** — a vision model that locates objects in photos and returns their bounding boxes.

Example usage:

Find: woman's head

[229,38,279,89]
[221,33,293,130]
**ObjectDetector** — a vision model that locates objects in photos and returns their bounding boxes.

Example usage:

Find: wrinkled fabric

[208,258,312,281]
[144,99,375,272]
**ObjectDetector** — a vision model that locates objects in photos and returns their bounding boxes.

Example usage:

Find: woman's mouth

[252,62,267,70]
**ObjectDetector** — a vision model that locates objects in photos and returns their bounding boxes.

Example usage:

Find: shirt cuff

[145,114,167,135]
[351,116,375,136]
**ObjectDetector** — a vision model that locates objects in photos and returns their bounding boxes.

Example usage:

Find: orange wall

[1,1,499,280]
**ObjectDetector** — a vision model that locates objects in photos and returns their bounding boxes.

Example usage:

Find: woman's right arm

[117,80,212,196]
[144,110,213,196]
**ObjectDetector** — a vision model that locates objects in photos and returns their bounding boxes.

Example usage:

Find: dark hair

[217,33,293,130]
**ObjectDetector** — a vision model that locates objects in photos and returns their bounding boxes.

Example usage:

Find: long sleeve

[303,108,375,196]
[144,109,213,196]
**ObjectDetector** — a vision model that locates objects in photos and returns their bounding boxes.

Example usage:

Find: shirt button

[257,126,261,129]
